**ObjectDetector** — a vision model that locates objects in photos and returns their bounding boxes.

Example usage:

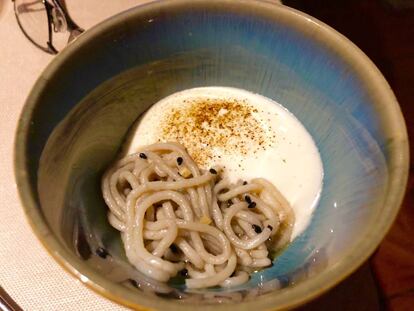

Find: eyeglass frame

[12,0,84,54]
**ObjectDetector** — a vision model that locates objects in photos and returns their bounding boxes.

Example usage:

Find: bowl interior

[17,0,407,309]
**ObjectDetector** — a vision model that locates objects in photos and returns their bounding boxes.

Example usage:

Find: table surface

[0,0,412,310]
[283,2,414,310]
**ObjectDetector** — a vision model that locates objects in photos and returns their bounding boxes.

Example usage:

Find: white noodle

[101,142,294,288]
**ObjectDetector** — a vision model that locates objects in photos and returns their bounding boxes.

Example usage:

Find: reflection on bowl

[15,0,408,310]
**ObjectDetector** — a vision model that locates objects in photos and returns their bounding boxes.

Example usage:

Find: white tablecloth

[0,1,285,309]
[0,1,149,310]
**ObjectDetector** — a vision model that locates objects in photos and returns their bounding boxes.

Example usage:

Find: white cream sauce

[124,87,323,239]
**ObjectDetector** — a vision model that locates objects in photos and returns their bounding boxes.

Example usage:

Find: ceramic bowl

[15,0,409,309]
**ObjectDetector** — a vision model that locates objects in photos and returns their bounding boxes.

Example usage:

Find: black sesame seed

[96,247,109,259]
[180,268,188,277]
[252,224,262,234]
[227,200,233,206]
[209,168,217,174]
[177,157,183,165]
[139,153,147,159]
[245,195,252,204]
[129,279,138,288]
[170,244,179,253]
[243,181,248,185]
[267,225,273,231]
[248,202,257,209]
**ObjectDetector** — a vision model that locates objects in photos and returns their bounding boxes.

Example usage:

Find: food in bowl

[15,0,408,309]
[101,87,323,289]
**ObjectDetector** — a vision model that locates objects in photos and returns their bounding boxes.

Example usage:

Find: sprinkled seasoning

[267,225,273,231]
[96,247,110,259]
[244,195,252,204]
[209,168,217,174]
[159,98,275,167]
[178,167,191,178]
[139,153,147,159]
[180,268,188,277]
[129,279,139,288]
[200,216,212,225]
[170,244,179,253]
[242,181,248,185]
[252,224,262,234]
[248,202,256,209]
[176,157,183,165]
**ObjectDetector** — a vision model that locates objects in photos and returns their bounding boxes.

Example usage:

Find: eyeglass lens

[14,0,75,54]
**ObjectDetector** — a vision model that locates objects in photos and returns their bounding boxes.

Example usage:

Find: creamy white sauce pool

[124,87,323,239]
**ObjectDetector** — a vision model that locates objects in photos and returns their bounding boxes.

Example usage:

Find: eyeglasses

[13,0,84,54]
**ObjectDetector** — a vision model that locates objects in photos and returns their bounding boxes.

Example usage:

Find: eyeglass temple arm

[54,0,84,32]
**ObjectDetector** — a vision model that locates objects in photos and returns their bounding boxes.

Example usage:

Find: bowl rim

[14,0,409,310]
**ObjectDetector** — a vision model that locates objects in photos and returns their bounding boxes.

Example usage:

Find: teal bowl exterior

[15,0,408,310]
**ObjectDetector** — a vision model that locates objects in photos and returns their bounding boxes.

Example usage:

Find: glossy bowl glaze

[15,0,409,310]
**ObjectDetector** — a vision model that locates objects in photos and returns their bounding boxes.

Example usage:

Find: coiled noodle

[102,142,294,288]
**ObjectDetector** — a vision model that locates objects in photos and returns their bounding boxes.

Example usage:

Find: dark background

[282,1,414,310]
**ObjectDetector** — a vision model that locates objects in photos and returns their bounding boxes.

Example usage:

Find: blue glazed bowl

[15,0,409,309]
